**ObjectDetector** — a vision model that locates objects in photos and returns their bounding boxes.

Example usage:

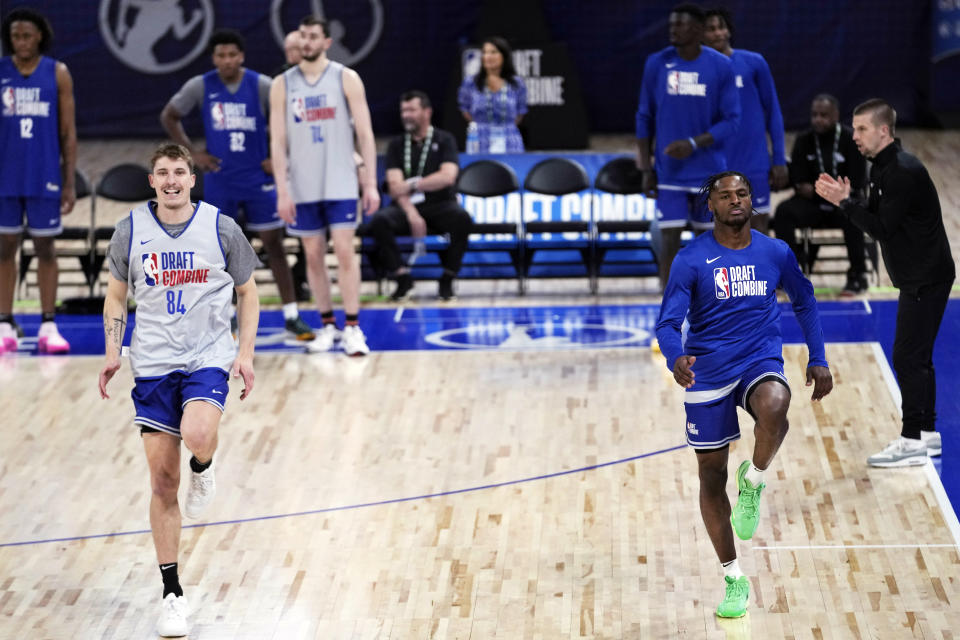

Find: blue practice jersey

[0,56,61,199]
[655,230,828,390]
[635,46,740,187]
[722,49,786,175]
[202,69,271,187]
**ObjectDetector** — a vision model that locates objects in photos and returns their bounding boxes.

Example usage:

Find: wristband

[688,137,698,150]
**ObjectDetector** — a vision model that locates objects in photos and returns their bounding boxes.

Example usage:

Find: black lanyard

[403,126,433,179]
[815,123,841,177]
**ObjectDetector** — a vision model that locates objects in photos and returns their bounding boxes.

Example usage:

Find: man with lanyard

[161,28,315,341]
[773,94,868,294]
[702,7,788,233]
[366,90,473,301]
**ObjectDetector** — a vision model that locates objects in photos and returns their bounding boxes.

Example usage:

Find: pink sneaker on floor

[0,322,17,354]
[38,321,70,354]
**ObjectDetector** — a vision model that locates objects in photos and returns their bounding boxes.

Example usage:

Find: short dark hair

[671,3,706,24]
[699,171,754,210]
[300,15,330,38]
[400,90,431,110]
[704,7,734,39]
[150,143,195,174]
[209,28,244,53]
[854,98,897,135]
[2,8,54,55]
[812,93,840,111]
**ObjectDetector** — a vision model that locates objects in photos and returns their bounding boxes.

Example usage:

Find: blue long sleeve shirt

[635,45,740,188]
[655,230,828,390]
[722,49,786,174]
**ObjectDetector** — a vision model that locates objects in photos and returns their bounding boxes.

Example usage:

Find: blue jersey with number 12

[0,56,61,199]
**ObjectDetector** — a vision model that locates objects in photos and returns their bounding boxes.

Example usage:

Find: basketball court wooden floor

[1,342,958,639]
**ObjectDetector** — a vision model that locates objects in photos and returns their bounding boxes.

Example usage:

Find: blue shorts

[747,172,771,214]
[0,196,61,236]
[131,367,229,437]
[656,187,712,229]
[203,176,282,231]
[287,199,358,236]
[683,358,788,450]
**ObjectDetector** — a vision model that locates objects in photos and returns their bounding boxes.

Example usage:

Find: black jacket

[790,124,866,208]
[840,140,954,291]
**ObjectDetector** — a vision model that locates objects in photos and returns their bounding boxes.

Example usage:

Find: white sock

[744,463,764,487]
[721,559,743,579]
[283,302,299,321]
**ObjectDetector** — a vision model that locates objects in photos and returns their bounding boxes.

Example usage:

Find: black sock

[189,455,211,473]
[41,311,55,323]
[0,313,12,325]
[345,313,359,326]
[320,310,336,326]
[159,562,183,598]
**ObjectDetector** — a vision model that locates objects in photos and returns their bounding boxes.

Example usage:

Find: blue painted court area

[7,298,960,518]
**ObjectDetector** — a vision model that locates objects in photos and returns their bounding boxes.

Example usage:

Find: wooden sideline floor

[1,343,958,639]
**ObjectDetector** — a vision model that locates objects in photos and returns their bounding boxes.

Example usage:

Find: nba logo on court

[714,267,730,299]
[142,253,160,287]
[210,102,225,130]
[1,87,14,115]
[292,97,306,123]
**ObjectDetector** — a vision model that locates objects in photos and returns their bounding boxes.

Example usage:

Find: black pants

[367,200,473,275]
[893,280,952,438]
[773,195,866,274]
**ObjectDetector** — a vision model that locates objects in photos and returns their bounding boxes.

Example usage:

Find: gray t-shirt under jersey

[108,204,260,285]
[168,70,272,118]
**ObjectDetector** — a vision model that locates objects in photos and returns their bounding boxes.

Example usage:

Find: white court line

[862,298,872,314]
[871,341,960,548]
[394,306,404,323]
[755,543,957,550]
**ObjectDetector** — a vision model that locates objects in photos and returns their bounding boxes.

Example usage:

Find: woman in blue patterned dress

[458,36,527,153]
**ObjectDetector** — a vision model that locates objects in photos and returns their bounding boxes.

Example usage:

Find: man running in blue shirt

[703,7,788,233]
[656,171,833,618]
[636,3,740,291]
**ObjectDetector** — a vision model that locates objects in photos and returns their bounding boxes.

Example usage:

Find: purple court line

[0,444,688,549]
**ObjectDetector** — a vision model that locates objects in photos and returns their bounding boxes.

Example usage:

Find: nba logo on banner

[142,253,160,286]
[714,267,730,299]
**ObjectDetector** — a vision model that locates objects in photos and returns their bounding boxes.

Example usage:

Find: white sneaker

[921,431,942,457]
[306,324,340,353]
[867,437,928,468]
[37,321,69,354]
[0,322,18,354]
[341,325,370,357]
[183,465,216,519]
[157,593,189,637]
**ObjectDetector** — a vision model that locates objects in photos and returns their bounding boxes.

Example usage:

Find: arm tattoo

[103,314,126,351]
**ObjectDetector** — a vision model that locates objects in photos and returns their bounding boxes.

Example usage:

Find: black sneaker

[438,275,456,301]
[840,273,868,296]
[285,315,316,341]
[390,274,414,301]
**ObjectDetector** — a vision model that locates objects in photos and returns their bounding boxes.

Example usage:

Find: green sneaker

[285,315,316,341]
[716,575,749,618]
[730,460,765,540]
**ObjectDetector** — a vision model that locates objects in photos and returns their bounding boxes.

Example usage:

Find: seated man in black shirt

[773,94,868,294]
[367,90,473,301]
